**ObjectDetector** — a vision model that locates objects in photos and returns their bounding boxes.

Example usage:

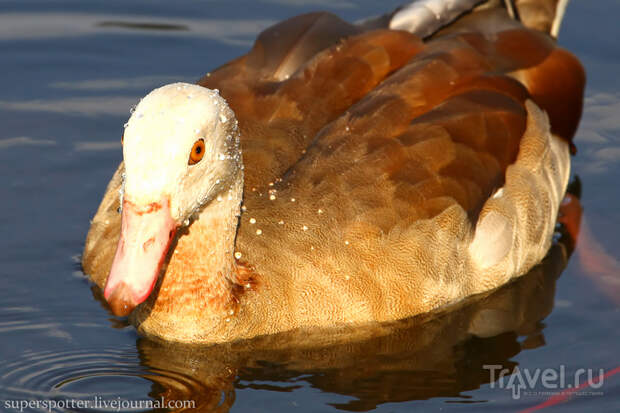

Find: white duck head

[104,83,243,316]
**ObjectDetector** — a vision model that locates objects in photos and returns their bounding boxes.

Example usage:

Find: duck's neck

[134,173,244,337]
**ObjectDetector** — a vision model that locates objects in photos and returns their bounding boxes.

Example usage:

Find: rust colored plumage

[198,9,581,222]
[199,15,424,189]
[82,1,585,343]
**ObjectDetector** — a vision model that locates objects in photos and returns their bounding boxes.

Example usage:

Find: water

[1,0,619,411]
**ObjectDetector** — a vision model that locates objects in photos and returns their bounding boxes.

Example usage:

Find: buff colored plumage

[82,0,585,343]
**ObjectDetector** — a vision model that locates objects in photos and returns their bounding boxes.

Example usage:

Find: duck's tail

[359,0,571,39]
[359,0,584,145]
[514,0,569,37]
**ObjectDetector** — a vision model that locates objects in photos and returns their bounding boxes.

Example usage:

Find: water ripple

[0,13,273,45]
[0,346,210,412]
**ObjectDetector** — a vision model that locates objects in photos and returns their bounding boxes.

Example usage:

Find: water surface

[1,0,619,412]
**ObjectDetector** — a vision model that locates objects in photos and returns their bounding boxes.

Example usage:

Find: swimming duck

[82,0,585,343]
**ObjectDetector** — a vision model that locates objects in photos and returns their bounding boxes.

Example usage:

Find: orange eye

[189,139,205,165]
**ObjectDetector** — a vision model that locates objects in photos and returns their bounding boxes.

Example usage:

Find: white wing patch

[390,0,484,38]
[469,210,513,269]
[467,100,571,282]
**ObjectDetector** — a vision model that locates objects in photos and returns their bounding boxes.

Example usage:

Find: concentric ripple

[0,346,215,412]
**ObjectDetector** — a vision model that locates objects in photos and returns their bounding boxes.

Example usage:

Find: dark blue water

[1,1,619,412]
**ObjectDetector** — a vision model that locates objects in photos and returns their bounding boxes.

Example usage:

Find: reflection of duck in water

[134,203,580,411]
[82,0,585,343]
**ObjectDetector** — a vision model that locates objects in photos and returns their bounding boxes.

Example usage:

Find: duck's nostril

[143,237,155,252]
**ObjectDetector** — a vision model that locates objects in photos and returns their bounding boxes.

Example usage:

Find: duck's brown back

[199,12,424,190]
[198,7,584,225]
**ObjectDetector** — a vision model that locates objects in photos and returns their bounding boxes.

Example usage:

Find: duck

[82,0,585,343]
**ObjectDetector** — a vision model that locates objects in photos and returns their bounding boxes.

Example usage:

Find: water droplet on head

[278,220,284,225]
[256,229,262,235]
[291,198,296,202]
[219,113,227,123]
[344,240,350,245]
[317,209,323,214]
[269,195,276,200]
[302,225,308,231]
[249,218,256,224]
[234,252,242,259]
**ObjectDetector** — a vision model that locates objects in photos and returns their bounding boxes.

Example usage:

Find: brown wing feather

[239,10,583,239]
[199,14,423,190]
[245,12,361,81]
[513,48,585,142]
[439,8,585,143]
[516,0,560,33]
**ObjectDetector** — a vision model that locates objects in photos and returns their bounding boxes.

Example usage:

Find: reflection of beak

[104,196,177,316]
